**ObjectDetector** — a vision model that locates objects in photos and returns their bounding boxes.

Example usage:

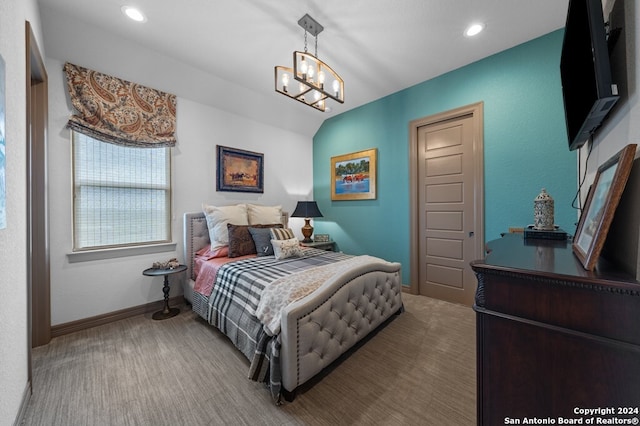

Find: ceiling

[37,0,570,137]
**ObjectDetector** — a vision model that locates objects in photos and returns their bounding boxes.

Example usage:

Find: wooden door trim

[408,102,484,295]
[26,21,50,355]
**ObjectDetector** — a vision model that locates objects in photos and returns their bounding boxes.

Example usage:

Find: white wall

[579,0,639,276]
[38,4,325,141]
[45,36,314,323]
[0,0,43,423]
[585,0,639,172]
[47,68,313,325]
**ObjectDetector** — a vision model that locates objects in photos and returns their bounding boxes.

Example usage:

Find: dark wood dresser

[471,234,640,425]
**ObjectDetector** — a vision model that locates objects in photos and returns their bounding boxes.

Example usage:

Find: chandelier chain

[303,30,308,53]
[315,34,318,58]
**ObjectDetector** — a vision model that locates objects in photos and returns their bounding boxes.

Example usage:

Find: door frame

[408,102,484,295]
[26,21,50,358]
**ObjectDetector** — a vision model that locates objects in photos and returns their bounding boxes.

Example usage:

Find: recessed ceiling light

[121,6,147,23]
[464,23,485,37]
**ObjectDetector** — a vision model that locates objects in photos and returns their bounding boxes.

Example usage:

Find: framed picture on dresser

[573,144,637,270]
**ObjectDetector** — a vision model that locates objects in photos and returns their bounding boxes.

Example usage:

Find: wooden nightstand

[142,265,187,320]
[300,240,337,251]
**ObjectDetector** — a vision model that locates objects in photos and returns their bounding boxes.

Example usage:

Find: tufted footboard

[280,261,403,392]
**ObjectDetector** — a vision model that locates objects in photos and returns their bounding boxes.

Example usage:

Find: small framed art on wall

[216,145,264,193]
[330,148,377,201]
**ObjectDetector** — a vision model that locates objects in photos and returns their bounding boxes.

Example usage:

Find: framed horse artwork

[330,148,377,201]
[216,145,264,193]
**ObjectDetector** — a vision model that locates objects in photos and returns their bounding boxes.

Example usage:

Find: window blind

[73,132,171,250]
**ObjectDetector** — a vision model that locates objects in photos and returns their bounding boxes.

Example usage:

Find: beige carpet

[22,293,476,426]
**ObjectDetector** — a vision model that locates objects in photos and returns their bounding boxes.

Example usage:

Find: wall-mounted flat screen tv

[560,0,619,151]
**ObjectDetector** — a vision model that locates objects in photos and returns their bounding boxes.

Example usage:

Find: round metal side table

[142,264,187,320]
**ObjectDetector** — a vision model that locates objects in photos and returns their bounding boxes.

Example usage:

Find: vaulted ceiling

[37,0,569,137]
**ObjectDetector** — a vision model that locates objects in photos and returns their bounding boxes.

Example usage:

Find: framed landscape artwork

[573,143,637,270]
[216,145,264,193]
[331,148,377,201]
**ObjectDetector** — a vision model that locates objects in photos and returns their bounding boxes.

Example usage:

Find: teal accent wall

[312,30,576,283]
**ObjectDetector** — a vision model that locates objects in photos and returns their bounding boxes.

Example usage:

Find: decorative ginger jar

[534,188,555,231]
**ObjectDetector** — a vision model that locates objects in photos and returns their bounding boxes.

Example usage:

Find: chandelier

[274,14,344,112]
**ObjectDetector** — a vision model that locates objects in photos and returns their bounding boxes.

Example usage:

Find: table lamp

[291,201,323,243]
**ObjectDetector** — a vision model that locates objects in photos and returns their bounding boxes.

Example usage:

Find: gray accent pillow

[249,226,279,256]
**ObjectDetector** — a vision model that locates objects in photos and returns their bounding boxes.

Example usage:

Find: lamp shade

[291,201,323,218]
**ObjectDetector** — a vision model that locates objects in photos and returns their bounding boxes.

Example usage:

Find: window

[72,131,171,250]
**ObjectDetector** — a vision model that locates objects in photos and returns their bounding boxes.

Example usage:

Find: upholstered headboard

[183,210,290,282]
[183,211,210,282]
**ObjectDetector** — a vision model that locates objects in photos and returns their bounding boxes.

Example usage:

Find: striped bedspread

[199,248,353,401]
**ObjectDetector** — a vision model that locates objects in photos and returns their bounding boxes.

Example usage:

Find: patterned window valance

[64,62,177,147]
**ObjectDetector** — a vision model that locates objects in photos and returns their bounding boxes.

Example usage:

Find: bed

[183,205,403,403]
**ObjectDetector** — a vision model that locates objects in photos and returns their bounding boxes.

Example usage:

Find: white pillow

[247,204,282,225]
[202,203,248,249]
[271,238,302,260]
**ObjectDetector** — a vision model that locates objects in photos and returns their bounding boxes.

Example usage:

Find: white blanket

[256,255,385,336]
